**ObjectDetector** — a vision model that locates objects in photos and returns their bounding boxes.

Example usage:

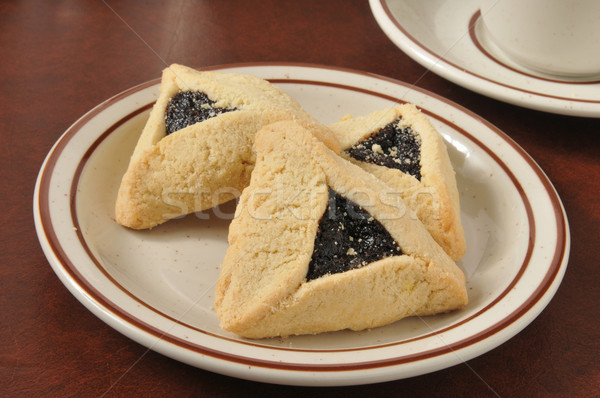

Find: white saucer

[34,63,569,386]
[370,0,600,117]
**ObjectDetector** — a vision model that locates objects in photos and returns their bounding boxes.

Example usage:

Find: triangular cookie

[215,121,468,338]
[328,104,466,260]
[115,64,339,229]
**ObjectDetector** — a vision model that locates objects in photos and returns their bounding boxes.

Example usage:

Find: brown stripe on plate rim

[72,80,536,352]
[377,0,600,103]
[66,80,535,355]
[37,65,567,372]
[75,78,536,355]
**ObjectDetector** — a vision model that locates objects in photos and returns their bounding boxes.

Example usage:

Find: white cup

[480,0,600,77]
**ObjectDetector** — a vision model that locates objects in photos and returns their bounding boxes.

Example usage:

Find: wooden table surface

[2,1,599,396]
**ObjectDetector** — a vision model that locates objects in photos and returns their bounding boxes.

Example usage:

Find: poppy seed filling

[346,118,422,180]
[165,91,237,135]
[307,188,403,281]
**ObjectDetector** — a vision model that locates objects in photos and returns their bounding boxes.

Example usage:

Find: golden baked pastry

[328,104,466,260]
[215,121,468,339]
[115,64,339,229]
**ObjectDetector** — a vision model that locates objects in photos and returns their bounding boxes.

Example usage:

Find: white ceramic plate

[369,0,600,117]
[34,63,569,386]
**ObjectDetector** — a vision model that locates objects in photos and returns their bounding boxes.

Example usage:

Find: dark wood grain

[2,0,599,396]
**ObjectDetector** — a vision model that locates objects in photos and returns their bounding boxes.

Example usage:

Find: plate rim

[33,62,570,385]
[369,0,600,117]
